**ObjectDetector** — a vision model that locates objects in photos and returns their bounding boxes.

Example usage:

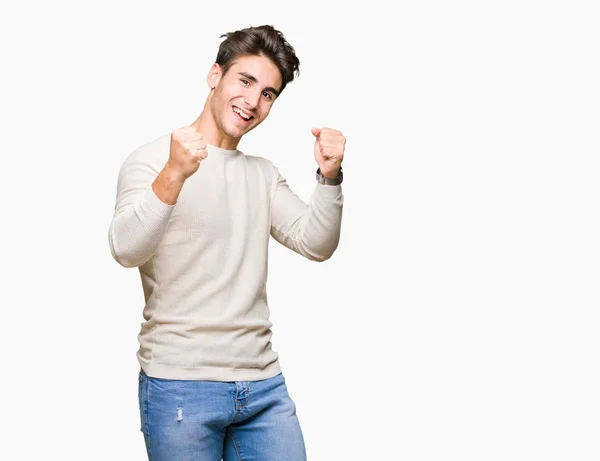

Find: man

[109,24,344,460]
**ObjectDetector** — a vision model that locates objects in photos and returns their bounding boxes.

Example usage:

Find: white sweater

[108,134,343,381]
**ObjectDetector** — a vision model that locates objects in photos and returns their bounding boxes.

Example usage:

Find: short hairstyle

[216,25,300,94]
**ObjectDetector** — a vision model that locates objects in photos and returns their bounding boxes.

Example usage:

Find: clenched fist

[167,127,208,180]
[311,127,345,178]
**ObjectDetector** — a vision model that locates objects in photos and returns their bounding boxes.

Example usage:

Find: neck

[190,95,241,150]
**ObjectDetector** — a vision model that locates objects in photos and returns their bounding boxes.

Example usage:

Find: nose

[244,90,261,109]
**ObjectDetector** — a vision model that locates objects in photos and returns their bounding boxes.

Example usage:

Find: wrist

[320,167,341,179]
[163,162,187,185]
[152,163,186,205]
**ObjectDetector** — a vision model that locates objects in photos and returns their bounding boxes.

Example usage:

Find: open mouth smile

[232,106,254,123]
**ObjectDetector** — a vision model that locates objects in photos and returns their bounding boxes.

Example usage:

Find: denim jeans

[138,369,307,460]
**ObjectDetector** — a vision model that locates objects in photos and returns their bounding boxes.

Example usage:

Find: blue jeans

[138,369,307,460]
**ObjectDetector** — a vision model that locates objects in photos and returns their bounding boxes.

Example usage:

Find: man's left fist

[311,127,345,178]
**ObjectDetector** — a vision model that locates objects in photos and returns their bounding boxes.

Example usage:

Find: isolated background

[2,0,599,459]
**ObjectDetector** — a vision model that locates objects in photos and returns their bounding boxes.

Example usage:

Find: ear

[207,63,222,89]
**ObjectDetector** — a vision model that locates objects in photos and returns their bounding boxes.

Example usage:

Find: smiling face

[206,54,282,146]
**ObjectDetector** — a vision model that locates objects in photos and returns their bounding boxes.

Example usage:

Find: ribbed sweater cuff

[314,183,343,199]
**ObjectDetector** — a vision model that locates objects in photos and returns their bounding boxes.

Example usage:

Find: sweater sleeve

[270,166,343,261]
[108,149,175,268]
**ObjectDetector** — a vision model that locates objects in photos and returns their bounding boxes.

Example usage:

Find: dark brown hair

[216,25,300,94]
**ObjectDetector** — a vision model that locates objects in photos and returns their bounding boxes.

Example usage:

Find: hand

[311,127,345,178]
[166,126,208,180]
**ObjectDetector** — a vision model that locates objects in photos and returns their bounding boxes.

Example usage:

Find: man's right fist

[167,127,208,180]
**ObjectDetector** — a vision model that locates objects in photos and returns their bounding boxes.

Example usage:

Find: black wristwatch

[316,167,343,185]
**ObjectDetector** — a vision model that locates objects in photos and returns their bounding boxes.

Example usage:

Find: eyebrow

[237,72,280,98]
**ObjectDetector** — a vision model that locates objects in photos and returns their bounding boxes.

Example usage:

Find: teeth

[233,107,251,120]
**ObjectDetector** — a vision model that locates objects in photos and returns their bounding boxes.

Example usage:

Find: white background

[1,0,599,459]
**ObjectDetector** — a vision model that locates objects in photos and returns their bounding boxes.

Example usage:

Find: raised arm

[270,127,345,261]
[108,128,207,267]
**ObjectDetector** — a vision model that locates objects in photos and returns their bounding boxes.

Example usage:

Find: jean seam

[227,427,244,461]
[144,375,153,460]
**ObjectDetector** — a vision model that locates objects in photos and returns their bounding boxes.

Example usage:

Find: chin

[227,124,255,139]
[224,127,245,139]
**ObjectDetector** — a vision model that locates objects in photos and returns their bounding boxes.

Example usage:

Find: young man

[109,24,344,460]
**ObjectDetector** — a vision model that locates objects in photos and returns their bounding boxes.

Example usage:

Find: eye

[262,91,273,100]
[241,79,250,86]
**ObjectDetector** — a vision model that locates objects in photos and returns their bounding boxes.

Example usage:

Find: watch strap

[316,167,343,185]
